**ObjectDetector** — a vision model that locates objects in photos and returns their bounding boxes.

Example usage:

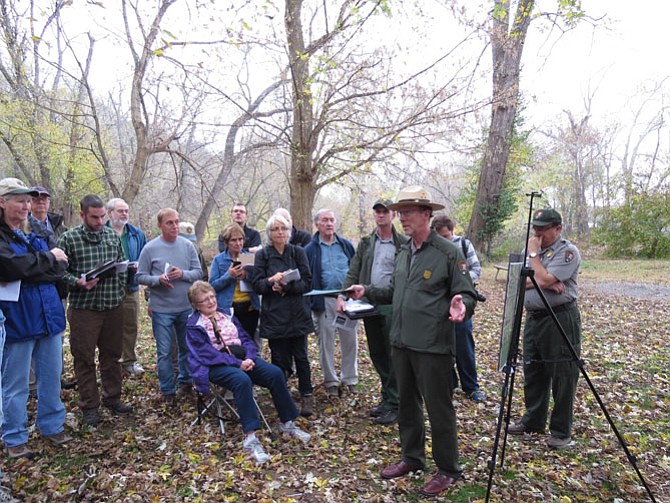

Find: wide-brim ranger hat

[531,208,562,227]
[386,185,445,211]
[0,178,39,197]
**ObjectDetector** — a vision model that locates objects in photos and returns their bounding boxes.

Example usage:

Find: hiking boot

[162,394,177,406]
[369,402,385,417]
[82,408,101,427]
[374,408,398,425]
[278,421,311,443]
[177,383,194,397]
[105,402,134,414]
[467,390,487,403]
[61,379,77,390]
[345,384,358,394]
[507,421,544,435]
[6,443,34,459]
[300,394,314,417]
[44,431,72,446]
[242,435,270,464]
[325,385,339,398]
[547,435,572,450]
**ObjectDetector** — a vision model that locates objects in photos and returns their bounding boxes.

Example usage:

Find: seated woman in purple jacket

[185,281,310,464]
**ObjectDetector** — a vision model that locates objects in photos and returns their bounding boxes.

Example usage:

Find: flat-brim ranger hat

[387,185,445,211]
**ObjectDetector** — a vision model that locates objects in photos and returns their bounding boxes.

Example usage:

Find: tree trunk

[285,0,318,231]
[468,0,534,249]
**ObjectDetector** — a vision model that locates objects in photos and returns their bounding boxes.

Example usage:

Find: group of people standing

[0,176,583,500]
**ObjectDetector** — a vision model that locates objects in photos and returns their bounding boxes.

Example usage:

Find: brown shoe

[507,421,544,435]
[420,474,457,496]
[44,431,73,446]
[325,386,339,398]
[380,460,423,479]
[300,394,314,417]
[6,443,34,459]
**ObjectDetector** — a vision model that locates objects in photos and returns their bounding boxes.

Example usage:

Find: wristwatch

[529,252,538,258]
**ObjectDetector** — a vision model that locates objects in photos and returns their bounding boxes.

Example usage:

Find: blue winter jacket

[209,250,260,311]
[106,221,147,292]
[0,218,66,342]
[304,232,355,312]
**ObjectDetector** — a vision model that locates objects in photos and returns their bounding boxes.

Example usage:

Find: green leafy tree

[595,187,670,258]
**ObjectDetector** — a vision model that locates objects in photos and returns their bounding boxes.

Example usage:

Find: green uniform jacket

[341,226,408,292]
[366,230,477,355]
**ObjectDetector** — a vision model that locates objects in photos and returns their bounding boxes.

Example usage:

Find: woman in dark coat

[251,213,315,416]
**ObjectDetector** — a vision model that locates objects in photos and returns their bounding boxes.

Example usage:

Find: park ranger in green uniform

[348,185,477,498]
[508,208,582,450]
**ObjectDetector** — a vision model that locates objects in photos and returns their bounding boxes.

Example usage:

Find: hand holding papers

[343,299,380,319]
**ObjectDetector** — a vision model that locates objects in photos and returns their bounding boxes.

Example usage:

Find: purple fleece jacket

[185,309,258,396]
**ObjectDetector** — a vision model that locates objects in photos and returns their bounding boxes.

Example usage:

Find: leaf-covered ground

[3,268,669,502]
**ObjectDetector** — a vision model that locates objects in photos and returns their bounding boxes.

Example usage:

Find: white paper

[115,260,130,273]
[0,280,21,302]
[332,312,358,333]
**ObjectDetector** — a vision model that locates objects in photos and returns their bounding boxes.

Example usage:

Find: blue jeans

[151,310,192,395]
[208,358,298,433]
[1,333,66,447]
[452,318,480,393]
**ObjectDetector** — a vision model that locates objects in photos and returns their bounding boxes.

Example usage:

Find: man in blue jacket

[106,198,147,377]
[305,209,357,398]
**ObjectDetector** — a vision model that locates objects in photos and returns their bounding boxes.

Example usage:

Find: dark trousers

[452,318,480,393]
[232,303,260,352]
[68,305,124,411]
[268,336,313,396]
[209,358,298,433]
[363,305,399,409]
[393,347,461,478]
[522,304,581,439]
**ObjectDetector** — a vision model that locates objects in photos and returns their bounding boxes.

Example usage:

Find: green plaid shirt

[57,225,126,311]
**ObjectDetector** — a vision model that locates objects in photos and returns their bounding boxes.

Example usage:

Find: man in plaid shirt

[57,195,133,427]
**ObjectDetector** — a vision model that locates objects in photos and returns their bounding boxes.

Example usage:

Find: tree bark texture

[468,0,534,249]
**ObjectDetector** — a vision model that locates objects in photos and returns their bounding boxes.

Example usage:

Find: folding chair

[192,384,273,437]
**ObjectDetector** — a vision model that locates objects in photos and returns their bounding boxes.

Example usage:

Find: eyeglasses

[270,227,288,233]
[195,295,216,305]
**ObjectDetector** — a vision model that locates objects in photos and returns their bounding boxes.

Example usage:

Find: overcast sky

[522,0,670,129]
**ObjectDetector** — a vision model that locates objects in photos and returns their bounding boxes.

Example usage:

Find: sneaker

[345,384,358,395]
[467,390,487,403]
[325,385,339,398]
[82,408,101,427]
[547,435,572,450]
[242,435,270,464]
[44,431,72,446]
[105,402,134,414]
[278,421,311,443]
[374,408,398,425]
[0,484,19,503]
[123,362,145,376]
[6,443,34,459]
